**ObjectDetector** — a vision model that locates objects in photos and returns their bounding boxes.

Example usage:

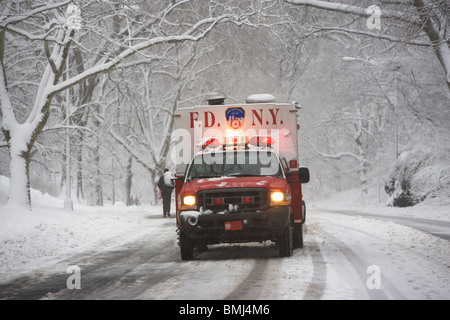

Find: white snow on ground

[0,176,449,299]
[0,176,162,284]
[304,212,449,299]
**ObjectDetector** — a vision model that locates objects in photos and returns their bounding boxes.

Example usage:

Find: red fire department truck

[172,94,309,260]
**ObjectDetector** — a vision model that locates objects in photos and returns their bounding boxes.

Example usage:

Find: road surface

[0,209,448,300]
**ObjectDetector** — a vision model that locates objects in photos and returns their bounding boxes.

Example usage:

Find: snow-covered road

[0,204,448,300]
[307,211,449,299]
[321,209,450,241]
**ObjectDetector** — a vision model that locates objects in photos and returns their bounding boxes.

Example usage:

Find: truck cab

[172,94,309,260]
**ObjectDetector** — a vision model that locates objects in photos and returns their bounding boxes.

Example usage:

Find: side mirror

[174,175,185,187]
[298,167,310,183]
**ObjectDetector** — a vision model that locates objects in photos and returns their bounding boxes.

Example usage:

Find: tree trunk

[125,155,132,206]
[360,164,369,198]
[8,149,31,209]
[150,170,157,205]
[94,144,103,206]
[76,141,84,201]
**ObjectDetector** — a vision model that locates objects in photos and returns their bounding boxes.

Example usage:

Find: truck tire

[278,222,293,257]
[179,230,194,260]
[293,223,304,249]
[197,243,208,253]
[302,200,306,224]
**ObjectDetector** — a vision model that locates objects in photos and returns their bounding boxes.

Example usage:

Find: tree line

[0,0,448,209]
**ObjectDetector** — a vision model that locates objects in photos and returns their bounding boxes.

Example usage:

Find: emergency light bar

[200,135,276,150]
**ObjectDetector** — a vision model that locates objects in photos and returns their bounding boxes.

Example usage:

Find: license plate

[224,221,243,231]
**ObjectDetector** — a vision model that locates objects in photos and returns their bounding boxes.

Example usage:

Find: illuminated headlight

[183,195,196,206]
[271,192,285,202]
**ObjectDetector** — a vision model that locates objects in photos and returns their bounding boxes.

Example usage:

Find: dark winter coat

[158,172,174,191]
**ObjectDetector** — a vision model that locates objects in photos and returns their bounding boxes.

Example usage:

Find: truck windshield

[187,150,283,179]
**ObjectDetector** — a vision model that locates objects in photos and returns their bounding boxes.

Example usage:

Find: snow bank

[384,148,450,207]
[0,175,161,284]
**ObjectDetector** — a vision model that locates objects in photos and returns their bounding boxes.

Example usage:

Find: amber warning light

[222,136,248,147]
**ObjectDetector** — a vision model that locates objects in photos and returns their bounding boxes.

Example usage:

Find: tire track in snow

[320,230,402,300]
[158,243,280,300]
[0,218,179,299]
[298,222,327,300]
[53,224,181,299]
[224,258,270,300]
[314,212,408,299]
[303,236,327,300]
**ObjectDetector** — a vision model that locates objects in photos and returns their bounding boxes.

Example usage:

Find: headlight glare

[183,195,196,206]
[271,191,284,202]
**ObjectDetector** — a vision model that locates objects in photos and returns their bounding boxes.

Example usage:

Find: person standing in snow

[158,169,174,217]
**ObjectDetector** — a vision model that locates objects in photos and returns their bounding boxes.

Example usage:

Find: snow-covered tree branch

[285,0,450,90]
[0,0,244,209]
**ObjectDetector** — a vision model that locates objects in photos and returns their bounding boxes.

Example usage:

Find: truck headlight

[270,191,285,202]
[183,195,196,206]
[270,191,290,206]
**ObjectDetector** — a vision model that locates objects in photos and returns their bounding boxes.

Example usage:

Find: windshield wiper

[228,173,259,177]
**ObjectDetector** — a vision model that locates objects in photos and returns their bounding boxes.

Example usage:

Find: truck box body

[173,102,299,173]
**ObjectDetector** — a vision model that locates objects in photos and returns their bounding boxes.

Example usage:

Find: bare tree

[285,0,450,90]
[0,0,247,209]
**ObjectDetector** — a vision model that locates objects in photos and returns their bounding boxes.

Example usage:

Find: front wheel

[278,222,293,257]
[179,230,194,260]
[302,200,306,224]
[293,223,304,249]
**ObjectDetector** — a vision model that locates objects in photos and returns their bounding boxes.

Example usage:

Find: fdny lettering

[190,108,282,128]
[189,112,198,128]
[251,109,263,126]
[269,108,280,125]
[189,111,215,128]
[251,108,281,125]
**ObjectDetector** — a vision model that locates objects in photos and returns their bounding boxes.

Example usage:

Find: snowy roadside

[302,210,450,299]
[309,188,450,222]
[0,180,167,284]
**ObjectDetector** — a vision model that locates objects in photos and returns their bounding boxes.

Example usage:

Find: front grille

[197,188,269,212]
